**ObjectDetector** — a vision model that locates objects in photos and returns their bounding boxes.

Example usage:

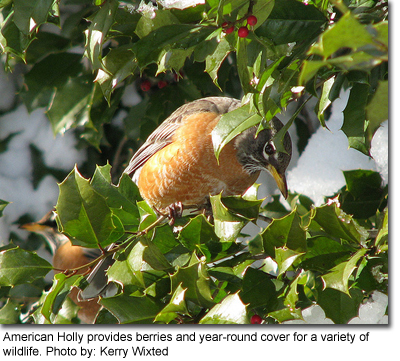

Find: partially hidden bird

[21,211,104,323]
[123,96,292,217]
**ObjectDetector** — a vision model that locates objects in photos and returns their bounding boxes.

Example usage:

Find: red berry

[247,15,258,26]
[238,26,249,38]
[157,80,168,89]
[222,22,234,34]
[250,315,263,324]
[140,80,151,92]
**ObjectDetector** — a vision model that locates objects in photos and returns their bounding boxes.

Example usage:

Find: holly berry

[225,26,234,34]
[157,80,168,89]
[250,315,263,324]
[247,15,258,26]
[222,22,234,34]
[140,80,151,92]
[238,26,249,38]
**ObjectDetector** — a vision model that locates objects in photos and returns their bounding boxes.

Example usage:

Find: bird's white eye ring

[264,142,275,156]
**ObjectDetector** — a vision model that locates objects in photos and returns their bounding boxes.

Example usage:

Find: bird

[81,96,293,302]
[123,96,292,217]
[21,211,104,324]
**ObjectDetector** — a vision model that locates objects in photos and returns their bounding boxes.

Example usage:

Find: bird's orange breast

[137,112,259,211]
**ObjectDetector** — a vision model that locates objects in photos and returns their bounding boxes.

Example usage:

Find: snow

[348,291,388,324]
[283,304,334,324]
[0,106,86,243]
[286,90,380,206]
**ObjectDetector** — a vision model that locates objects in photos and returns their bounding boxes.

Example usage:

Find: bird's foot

[166,202,184,226]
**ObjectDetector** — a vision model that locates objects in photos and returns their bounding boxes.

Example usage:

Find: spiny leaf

[0,247,52,286]
[56,166,124,248]
[154,284,188,324]
[200,293,248,324]
[321,248,367,295]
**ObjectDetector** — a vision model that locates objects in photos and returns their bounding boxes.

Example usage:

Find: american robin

[124,96,292,215]
[80,96,292,302]
[21,211,103,323]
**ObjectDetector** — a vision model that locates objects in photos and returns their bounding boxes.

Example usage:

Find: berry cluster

[222,15,258,38]
[139,71,184,93]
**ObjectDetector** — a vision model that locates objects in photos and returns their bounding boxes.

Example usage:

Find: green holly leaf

[0,299,21,324]
[0,247,52,286]
[210,193,247,242]
[154,284,189,324]
[300,236,353,273]
[56,166,124,249]
[91,164,141,230]
[0,199,9,217]
[260,209,307,257]
[178,214,218,252]
[84,0,119,70]
[312,203,369,244]
[275,247,304,276]
[212,102,262,161]
[200,293,248,324]
[20,52,83,112]
[107,240,147,289]
[14,0,59,36]
[132,24,214,69]
[41,273,82,323]
[366,80,388,140]
[170,253,214,308]
[205,35,232,88]
[95,45,137,103]
[33,296,80,324]
[240,267,277,309]
[256,0,326,45]
[47,74,94,135]
[321,248,367,295]
[317,287,364,324]
[100,292,161,324]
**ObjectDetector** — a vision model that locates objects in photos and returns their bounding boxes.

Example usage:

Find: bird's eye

[264,142,275,156]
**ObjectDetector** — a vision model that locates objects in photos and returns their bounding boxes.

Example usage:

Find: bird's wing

[123,97,241,178]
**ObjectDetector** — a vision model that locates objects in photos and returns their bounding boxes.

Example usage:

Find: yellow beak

[267,165,288,199]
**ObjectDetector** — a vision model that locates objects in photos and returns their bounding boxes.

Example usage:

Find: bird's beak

[267,165,288,199]
[20,222,47,232]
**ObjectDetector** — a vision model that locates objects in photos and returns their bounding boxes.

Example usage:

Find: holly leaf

[91,164,141,230]
[259,209,307,257]
[321,248,367,295]
[199,293,248,324]
[240,267,277,309]
[178,214,218,252]
[13,0,59,36]
[210,193,247,242]
[312,203,369,244]
[56,166,124,249]
[0,199,9,217]
[41,273,82,323]
[0,299,21,324]
[212,103,262,160]
[154,284,189,324]
[0,247,52,286]
[84,0,119,71]
[100,293,161,324]
[170,254,214,308]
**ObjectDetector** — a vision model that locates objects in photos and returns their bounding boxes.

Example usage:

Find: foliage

[0,0,388,324]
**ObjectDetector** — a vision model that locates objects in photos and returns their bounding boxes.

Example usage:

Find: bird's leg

[166,202,184,226]
[198,198,213,223]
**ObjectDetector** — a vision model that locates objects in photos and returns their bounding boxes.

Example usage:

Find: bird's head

[235,118,292,198]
